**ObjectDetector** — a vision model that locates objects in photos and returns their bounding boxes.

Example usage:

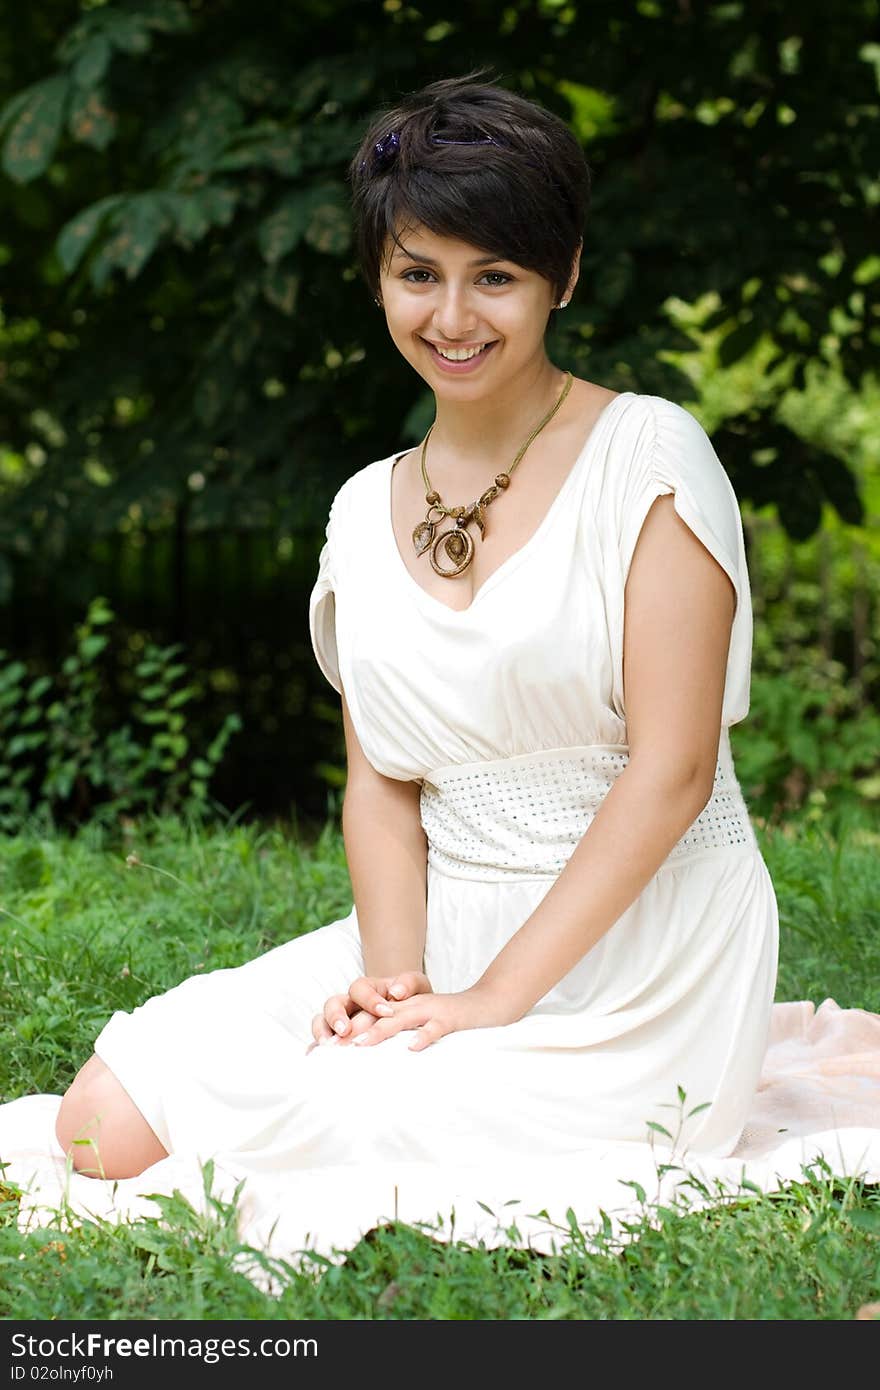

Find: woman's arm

[339,686,428,978]
[472,759,713,1021]
[353,492,738,1048]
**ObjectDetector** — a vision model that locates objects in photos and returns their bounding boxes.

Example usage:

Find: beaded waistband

[419,740,757,881]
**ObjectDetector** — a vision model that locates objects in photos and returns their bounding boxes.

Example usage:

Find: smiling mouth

[422,339,498,362]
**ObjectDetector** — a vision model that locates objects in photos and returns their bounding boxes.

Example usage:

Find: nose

[431,282,480,340]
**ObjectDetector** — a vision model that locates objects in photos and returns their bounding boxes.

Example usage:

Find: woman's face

[377,223,569,396]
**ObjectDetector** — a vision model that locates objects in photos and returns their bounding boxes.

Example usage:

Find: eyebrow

[391,247,507,267]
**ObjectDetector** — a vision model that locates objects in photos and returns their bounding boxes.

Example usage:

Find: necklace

[412,370,574,579]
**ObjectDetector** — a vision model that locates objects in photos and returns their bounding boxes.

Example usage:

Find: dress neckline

[385,390,634,617]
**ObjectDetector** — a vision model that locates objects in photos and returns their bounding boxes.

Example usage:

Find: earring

[374,296,383,308]
[557,299,570,308]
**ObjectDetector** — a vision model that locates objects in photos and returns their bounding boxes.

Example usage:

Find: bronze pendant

[430,521,475,577]
[412,520,435,556]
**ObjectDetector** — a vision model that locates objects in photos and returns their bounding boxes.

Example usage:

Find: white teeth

[435,344,487,361]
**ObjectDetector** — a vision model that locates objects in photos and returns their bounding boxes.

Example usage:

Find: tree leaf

[78,635,107,662]
[215,125,303,177]
[171,187,239,246]
[104,13,154,57]
[305,186,351,256]
[67,84,117,151]
[1,75,70,184]
[258,191,312,265]
[91,193,172,286]
[72,36,112,89]
[55,196,125,274]
[139,0,193,35]
[0,88,38,143]
[262,265,300,316]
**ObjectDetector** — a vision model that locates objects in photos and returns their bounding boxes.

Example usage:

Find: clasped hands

[309,971,508,1054]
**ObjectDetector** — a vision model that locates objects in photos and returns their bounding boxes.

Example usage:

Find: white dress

[84,390,780,1169]
[6,390,880,1270]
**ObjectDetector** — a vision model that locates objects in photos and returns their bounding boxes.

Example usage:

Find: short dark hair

[348,68,590,324]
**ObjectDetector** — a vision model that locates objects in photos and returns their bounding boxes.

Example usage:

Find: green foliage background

[0,0,878,821]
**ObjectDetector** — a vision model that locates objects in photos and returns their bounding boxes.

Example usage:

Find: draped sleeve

[308,487,344,695]
[606,395,754,729]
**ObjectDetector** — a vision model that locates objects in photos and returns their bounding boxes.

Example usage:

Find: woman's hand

[310,971,432,1049]
[345,984,514,1053]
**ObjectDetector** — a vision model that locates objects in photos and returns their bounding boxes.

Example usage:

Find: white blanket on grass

[1,998,878,1284]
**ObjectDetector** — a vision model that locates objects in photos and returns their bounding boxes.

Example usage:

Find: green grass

[1,807,878,1320]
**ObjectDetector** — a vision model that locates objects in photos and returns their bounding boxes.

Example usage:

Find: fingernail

[320,1035,339,1046]
[353,1034,370,1046]
[375,1002,393,1016]
[389,983,406,998]
[333,1018,348,1035]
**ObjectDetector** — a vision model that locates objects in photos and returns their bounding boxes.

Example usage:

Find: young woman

[54,72,778,1182]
